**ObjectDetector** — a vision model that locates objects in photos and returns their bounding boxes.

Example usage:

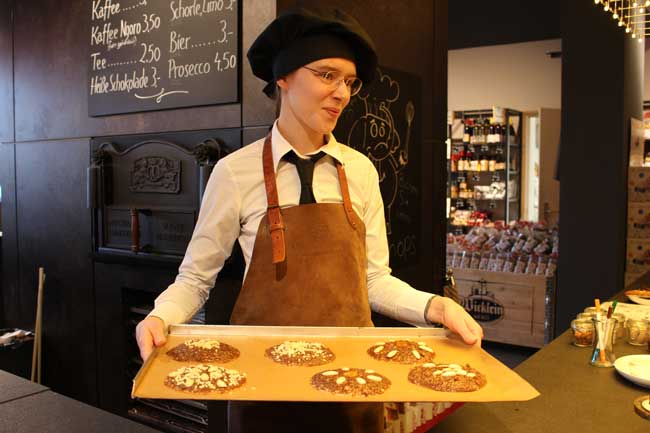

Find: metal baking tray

[132,325,539,402]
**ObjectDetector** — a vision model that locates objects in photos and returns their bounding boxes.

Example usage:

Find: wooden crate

[451,268,555,348]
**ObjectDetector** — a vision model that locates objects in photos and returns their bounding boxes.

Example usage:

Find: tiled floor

[482,341,539,369]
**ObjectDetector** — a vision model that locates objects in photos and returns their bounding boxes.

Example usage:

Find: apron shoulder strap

[335,162,358,229]
[262,134,359,264]
[262,134,286,264]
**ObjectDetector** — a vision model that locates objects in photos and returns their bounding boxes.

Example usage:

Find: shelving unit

[447,108,522,234]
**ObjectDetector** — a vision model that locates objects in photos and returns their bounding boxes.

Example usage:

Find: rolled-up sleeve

[149,159,241,327]
[363,164,433,325]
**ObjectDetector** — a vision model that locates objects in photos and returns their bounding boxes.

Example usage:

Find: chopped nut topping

[311,368,391,396]
[265,340,335,366]
[408,363,487,392]
[164,364,246,394]
[367,340,436,364]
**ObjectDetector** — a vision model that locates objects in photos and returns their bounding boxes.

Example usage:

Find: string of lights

[594,0,649,41]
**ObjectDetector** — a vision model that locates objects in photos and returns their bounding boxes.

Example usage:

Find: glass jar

[590,317,616,367]
[611,313,626,342]
[625,318,650,346]
[576,312,595,321]
[571,319,594,347]
[583,306,598,315]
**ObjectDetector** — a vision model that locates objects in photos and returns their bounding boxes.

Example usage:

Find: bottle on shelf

[482,119,490,144]
[462,120,470,144]
[468,147,478,172]
[487,118,496,144]
[458,179,465,198]
[480,149,489,172]
[457,148,466,171]
[495,154,506,171]
[488,153,496,172]
[450,182,458,198]
[494,123,503,143]
[475,121,484,145]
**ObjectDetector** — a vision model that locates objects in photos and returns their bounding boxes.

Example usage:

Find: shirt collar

[271,120,343,171]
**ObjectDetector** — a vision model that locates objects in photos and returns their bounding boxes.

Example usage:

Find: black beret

[247,7,378,97]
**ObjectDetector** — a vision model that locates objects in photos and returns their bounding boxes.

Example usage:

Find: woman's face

[277,57,357,136]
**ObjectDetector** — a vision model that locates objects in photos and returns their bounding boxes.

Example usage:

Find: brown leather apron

[227,135,384,433]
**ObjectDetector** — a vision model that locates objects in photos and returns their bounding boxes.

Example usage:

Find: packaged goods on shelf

[446,221,558,277]
[449,210,490,228]
[447,109,522,235]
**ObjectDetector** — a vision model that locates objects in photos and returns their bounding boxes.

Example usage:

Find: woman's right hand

[135,316,167,361]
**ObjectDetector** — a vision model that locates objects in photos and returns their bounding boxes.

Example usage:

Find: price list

[88,0,239,116]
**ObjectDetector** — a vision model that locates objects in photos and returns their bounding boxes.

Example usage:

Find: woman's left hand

[426,296,483,345]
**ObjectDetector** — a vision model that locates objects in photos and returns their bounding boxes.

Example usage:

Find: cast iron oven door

[88,129,240,259]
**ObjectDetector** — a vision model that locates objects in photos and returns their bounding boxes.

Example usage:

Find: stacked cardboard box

[626,167,650,286]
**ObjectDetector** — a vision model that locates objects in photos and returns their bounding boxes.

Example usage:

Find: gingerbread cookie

[265,341,335,366]
[367,340,435,364]
[311,367,391,396]
[166,338,240,363]
[625,289,650,298]
[164,364,246,393]
[408,363,486,392]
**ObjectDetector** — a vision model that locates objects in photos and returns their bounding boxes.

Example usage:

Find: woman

[136,7,483,433]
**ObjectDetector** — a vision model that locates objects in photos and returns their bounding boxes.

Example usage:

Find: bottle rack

[447,108,522,234]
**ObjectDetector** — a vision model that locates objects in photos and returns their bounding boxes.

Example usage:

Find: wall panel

[15,138,95,403]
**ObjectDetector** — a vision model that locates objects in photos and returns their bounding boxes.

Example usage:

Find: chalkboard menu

[334,66,422,268]
[88,0,239,116]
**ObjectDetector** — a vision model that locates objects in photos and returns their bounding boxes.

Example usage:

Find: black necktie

[283,151,326,204]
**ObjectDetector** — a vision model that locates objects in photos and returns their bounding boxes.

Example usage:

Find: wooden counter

[430,328,649,433]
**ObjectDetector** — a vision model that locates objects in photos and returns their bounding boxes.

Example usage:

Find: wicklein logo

[460,280,505,323]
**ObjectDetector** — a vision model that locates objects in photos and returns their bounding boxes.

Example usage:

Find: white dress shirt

[149,122,433,327]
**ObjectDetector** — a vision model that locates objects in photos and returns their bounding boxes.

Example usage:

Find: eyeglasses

[302,66,363,96]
